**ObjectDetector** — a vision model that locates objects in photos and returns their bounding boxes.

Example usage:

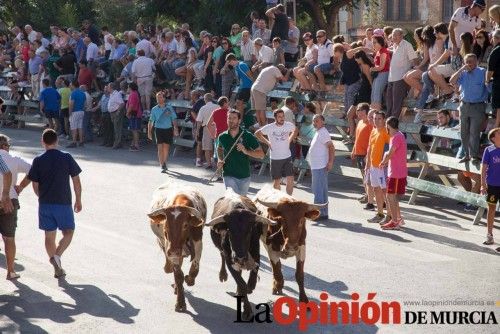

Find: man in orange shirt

[365,111,390,224]
[351,103,375,210]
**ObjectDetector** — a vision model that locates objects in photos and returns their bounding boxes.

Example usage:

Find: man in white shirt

[132,49,155,113]
[101,26,114,59]
[251,64,290,127]
[386,28,418,118]
[107,82,125,149]
[252,38,274,74]
[84,37,99,62]
[449,0,484,52]
[240,30,256,66]
[0,135,31,280]
[136,38,156,58]
[196,93,219,168]
[24,25,38,43]
[313,30,334,93]
[308,114,334,220]
[256,109,298,194]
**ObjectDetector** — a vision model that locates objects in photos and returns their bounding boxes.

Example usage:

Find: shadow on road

[57,279,140,324]
[311,219,412,243]
[0,252,25,273]
[0,279,139,333]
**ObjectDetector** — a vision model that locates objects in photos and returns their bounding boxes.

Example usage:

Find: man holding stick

[216,110,264,196]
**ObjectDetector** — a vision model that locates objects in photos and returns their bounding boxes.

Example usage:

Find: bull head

[148,206,205,227]
[256,198,328,213]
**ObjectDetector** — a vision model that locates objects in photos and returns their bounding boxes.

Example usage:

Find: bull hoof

[299,294,309,303]
[242,309,253,321]
[184,275,195,286]
[272,288,283,295]
[219,270,228,282]
[175,302,187,312]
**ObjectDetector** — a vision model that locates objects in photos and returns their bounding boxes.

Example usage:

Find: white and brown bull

[255,186,327,303]
[206,189,276,320]
[148,182,207,312]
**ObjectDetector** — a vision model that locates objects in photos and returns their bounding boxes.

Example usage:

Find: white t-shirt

[308,127,331,169]
[305,44,318,62]
[388,39,417,82]
[136,39,156,57]
[131,56,155,78]
[103,32,114,51]
[196,101,218,126]
[86,43,99,61]
[0,150,31,199]
[240,40,255,62]
[252,66,282,93]
[258,45,274,63]
[281,106,295,124]
[317,40,333,65]
[260,121,295,160]
[451,7,482,48]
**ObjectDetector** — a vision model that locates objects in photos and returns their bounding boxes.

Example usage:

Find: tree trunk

[304,0,327,31]
[326,8,339,37]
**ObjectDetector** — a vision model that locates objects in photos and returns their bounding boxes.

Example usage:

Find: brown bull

[255,186,326,303]
[148,182,207,312]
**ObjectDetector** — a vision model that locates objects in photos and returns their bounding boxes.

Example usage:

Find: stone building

[340,0,497,40]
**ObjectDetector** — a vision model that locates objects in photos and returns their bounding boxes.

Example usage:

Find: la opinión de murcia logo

[233,292,498,330]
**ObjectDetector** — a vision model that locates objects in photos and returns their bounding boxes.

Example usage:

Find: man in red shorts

[379,116,407,230]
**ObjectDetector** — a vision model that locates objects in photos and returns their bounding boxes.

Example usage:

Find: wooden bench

[168,100,195,156]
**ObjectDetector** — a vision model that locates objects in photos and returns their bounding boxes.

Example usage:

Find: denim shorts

[314,63,333,74]
[39,204,75,231]
[223,176,250,196]
[371,71,389,104]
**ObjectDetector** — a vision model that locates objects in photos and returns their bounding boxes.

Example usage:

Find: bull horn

[184,207,204,222]
[256,198,278,209]
[307,203,328,211]
[147,208,166,219]
[205,215,226,227]
[254,215,277,226]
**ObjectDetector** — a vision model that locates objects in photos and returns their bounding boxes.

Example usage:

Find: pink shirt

[127,90,142,118]
[388,131,407,178]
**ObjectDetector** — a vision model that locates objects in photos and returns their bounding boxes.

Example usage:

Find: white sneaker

[483,233,494,245]
[414,109,424,124]
[195,159,203,167]
[425,94,435,104]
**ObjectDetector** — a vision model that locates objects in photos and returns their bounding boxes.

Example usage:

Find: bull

[206,189,276,320]
[255,186,327,303]
[148,182,207,312]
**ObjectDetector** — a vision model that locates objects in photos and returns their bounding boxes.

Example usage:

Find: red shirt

[22,46,30,62]
[126,90,142,118]
[212,107,228,136]
[374,47,391,73]
[78,68,93,90]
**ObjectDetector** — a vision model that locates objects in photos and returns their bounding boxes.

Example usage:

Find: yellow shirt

[58,87,71,109]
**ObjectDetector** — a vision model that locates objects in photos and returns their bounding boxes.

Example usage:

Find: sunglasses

[211,40,217,43]
[303,38,311,42]
[175,35,180,38]
[222,42,228,45]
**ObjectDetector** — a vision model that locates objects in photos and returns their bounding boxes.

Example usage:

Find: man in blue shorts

[28,129,82,278]
[39,78,61,132]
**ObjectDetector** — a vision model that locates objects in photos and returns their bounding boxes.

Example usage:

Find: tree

[300,0,363,36]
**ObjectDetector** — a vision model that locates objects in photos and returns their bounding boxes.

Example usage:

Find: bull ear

[305,209,320,221]
[190,217,205,227]
[267,208,282,220]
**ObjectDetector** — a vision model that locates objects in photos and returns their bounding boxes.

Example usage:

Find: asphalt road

[0,127,498,334]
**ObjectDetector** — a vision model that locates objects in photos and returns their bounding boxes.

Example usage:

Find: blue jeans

[416,71,434,109]
[83,111,93,141]
[223,176,250,196]
[311,168,329,217]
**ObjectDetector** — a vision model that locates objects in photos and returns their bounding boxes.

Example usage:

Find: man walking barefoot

[28,129,82,278]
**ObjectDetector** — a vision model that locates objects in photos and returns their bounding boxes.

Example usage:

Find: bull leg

[219,252,228,282]
[225,258,253,320]
[173,265,186,312]
[268,250,284,295]
[185,240,202,286]
[246,231,261,294]
[163,239,174,274]
[296,246,308,303]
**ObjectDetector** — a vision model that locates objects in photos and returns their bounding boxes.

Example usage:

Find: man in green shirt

[217,110,264,196]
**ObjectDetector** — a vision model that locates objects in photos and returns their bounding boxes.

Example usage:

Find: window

[385,0,420,21]
[442,0,455,22]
